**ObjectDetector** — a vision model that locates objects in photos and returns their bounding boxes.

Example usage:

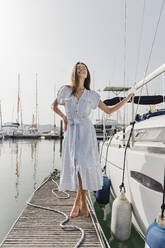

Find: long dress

[57,85,103,192]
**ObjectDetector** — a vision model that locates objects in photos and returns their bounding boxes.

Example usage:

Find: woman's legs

[70,172,82,218]
[80,190,89,217]
[70,172,89,218]
[77,172,88,216]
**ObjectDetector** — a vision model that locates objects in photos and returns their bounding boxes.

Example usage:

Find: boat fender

[145,214,165,248]
[111,191,132,242]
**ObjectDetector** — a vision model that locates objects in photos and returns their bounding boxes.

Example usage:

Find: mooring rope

[26,173,85,248]
[119,121,136,192]
[161,167,165,219]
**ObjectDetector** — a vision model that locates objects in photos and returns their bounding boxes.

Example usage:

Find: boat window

[131,171,163,193]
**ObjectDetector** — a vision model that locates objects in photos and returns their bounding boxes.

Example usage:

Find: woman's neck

[77,78,85,89]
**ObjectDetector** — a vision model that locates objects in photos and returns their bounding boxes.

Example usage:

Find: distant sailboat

[4,73,41,139]
[25,113,41,139]
[44,84,60,139]
[3,73,22,138]
[20,73,41,139]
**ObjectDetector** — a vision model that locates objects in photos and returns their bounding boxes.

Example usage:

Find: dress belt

[67,118,90,163]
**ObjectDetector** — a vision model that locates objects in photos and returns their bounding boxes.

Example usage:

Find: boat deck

[1,174,104,248]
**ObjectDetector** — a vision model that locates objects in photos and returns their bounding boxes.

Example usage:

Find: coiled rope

[26,171,85,248]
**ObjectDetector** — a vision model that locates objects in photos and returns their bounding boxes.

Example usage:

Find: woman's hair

[70,62,91,94]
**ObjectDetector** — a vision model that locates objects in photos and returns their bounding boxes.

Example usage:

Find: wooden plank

[1,178,103,248]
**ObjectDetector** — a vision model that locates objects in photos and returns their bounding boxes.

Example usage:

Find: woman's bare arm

[51,98,68,131]
[98,93,134,115]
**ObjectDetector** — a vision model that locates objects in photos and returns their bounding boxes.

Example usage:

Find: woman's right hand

[63,115,68,132]
[126,93,135,102]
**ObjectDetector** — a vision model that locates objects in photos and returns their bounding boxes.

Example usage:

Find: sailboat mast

[54,85,56,132]
[19,75,23,128]
[20,100,23,128]
[0,100,2,129]
[35,73,39,129]
[17,73,20,124]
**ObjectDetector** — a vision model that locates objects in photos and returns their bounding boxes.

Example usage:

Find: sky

[0,0,165,126]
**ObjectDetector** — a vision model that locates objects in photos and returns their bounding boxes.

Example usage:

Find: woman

[52,62,134,218]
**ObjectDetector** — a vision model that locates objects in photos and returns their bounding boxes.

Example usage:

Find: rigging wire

[123,0,127,146]
[120,0,165,192]
[134,0,146,84]
[123,0,127,88]
[135,0,165,118]
[161,166,165,219]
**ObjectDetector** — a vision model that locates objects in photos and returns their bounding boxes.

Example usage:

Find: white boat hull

[101,142,165,237]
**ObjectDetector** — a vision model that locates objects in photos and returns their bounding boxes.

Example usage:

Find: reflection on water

[52,139,56,171]
[15,142,21,199]
[0,139,62,244]
[32,142,38,190]
[13,140,40,198]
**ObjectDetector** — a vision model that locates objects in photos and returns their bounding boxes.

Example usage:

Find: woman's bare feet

[70,203,80,218]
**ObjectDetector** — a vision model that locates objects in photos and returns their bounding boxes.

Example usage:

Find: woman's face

[76,63,88,79]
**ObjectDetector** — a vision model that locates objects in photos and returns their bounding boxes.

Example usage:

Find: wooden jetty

[1,174,105,248]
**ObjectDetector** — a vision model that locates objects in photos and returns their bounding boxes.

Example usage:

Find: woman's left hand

[126,93,135,102]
